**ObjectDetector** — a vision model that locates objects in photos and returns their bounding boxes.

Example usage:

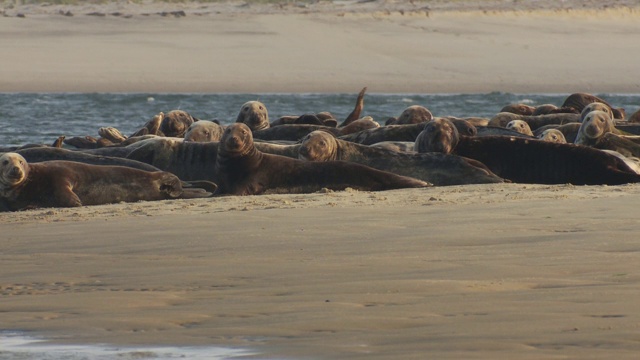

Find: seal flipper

[56,184,83,207]
[182,180,218,194]
[340,87,367,127]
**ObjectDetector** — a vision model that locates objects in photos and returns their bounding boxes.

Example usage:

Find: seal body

[213,124,431,195]
[453,136,640,185]
[0,153,213,211]
[298,130,504,186]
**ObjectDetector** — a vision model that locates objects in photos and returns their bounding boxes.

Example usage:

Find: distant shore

[2,0,640,93]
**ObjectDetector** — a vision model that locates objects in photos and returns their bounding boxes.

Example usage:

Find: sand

[2,1,640,359]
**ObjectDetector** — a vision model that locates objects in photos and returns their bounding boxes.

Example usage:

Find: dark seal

[212,123,431,195]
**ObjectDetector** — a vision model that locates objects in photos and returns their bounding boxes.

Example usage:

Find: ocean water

[0,332,258,360]
[1,92,638,148]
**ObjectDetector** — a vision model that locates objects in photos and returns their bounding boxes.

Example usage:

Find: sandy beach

[2,1,640,359]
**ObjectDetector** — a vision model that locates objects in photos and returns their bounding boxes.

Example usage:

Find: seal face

[537,129,567,143]
[414,118,459,154]
[236,101,270,131]
[0,153,29,191]
[575,110,615,146]
[506,120,534,136]
[184,120,225,142]
[298,131,339,162]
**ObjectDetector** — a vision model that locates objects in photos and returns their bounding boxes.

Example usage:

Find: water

[0,92,638,147]
[0,332,257,360]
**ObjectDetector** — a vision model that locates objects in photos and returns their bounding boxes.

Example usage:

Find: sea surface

[1,92,639,147]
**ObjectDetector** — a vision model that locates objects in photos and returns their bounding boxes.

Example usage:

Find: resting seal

[536,129,567,143]
[561,92,625,120]
[580,102,614,123]
[184,120,225,142]
[575,110,617,146]
[0,153,215,211]
[506,120,534,136]
[339,122,427,145]
[387,105,433,125]
[236,101,270,131]
[298,130,504,186]
[212,123,430,195]
[414,118,459,154]
[489,112,580,130]
[417,118,640,185]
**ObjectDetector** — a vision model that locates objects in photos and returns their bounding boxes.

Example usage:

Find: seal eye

[2,160,8,166]
[259,106,263,110]
[243,107,249,112]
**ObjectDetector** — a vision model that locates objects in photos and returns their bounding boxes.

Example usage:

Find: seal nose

[9,166,23,179]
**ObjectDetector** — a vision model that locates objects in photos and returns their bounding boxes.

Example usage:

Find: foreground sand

[3,1,640,359]
[2,184,640,359]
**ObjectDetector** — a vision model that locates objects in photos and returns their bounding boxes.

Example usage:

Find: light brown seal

[184,120,225,142]
[536,129,567,143]
[236,100,270,131]
[506,120,534,136]
[0,152,215,211]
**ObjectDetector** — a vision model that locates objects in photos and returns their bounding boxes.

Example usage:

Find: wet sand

[2,1,640,359]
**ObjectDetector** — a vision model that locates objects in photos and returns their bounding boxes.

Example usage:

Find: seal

[370,141,416,153]
[506,120,534,136]
[536,129,567,143]
[236,100,270,131]
[212,123,431,195]
[126,137,301,182]
[533,123,581,143]
[561,92,625,120]
[253,124,341,141]
[0,152,215,211]
[452,135,640,185]
[184,120,225,142]
[489,112,580,130]
[298,130,504,186]
[579,102,614,122]
[339,122,427,145]
[15,147,162,172]
[387,105,433,125]
[415,117,640,185]
[413,118,459,154]
[338,117,380,135]
[574,110,617,146]
[500,104,536,115]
